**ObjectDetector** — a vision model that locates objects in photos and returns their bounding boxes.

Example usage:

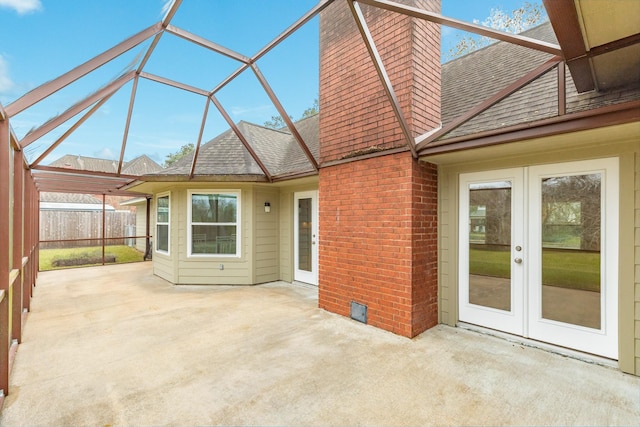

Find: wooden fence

[40,210,137,249]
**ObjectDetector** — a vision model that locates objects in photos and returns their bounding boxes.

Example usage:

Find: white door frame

[527,158,618,359]
[294,191,318,285]
[459,168,525,335]
[458,159,619,359]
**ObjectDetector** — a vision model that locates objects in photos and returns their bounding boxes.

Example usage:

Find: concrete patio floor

[1,263,638,426]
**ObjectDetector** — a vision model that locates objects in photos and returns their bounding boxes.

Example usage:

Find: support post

[0,116,11,396]
[22,174,32,312]
[11,149,23,343]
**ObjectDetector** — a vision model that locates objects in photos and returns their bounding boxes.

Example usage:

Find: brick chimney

[318,0,440,337]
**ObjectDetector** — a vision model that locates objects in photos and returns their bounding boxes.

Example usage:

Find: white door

[459,168,525,336]
[459,158,619,359]
[294,191,318,285]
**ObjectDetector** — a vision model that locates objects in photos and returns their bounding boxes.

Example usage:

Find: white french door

[459,168,525,335]
[459,158,619,359]
[294,191,318,285]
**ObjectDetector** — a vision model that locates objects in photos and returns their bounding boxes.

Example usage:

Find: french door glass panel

[459,169,524,336]
[468,181,512,311]
[540,173,601,329]
[528,159,618,359]
[459,159,618,359]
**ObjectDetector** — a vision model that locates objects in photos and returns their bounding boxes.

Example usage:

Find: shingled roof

[439,22,640,141]
[142,23,638,180]
[39,192,116,211]
[49,154,163,175]
[40,192,104,204]
[146,114,319,180]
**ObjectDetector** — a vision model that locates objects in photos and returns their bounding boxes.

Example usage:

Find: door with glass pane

[294,191,318,285]
[528,159,618,359]
[459,168,525,335]
[459,159,618,359]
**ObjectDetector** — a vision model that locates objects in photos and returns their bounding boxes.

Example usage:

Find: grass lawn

[39,245,145,271]
[469,247,600,292]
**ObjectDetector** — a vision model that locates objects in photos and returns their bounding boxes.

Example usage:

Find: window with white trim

[188,191,240,256]
[156,193,170,254]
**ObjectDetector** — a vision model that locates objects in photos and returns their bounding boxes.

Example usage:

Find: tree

[444,2,548,61]
[300,98,319,118]
[263,114,292,129]
[264,98,319,129]
[164,143,194,167]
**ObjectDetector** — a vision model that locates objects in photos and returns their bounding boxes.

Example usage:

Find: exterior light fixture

[264,202,271,213]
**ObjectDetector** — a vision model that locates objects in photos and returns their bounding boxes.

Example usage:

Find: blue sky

[0,0,544,165]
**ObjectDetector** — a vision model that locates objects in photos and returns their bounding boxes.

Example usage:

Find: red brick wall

[409,159,439,333]
[319,0,441,163]
[318,153,438,337]
[318,0,440,337]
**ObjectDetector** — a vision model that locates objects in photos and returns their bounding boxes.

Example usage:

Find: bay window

[188,191,240,256]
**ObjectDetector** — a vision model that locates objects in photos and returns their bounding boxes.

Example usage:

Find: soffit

[545,0,640,92]
[578,0,640,91]
[577,0,639,48]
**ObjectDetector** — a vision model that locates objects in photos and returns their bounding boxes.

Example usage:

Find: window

[156,193,170,254]
[188,191,240,256]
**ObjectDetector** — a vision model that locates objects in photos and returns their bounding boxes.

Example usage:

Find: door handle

[514,258,522,264]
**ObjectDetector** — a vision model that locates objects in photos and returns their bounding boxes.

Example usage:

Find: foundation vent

[350,301,367,324]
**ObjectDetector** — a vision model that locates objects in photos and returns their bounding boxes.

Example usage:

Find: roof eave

[419,100,640,157]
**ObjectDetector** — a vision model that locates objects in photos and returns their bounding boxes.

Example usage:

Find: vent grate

[350,301,367,324]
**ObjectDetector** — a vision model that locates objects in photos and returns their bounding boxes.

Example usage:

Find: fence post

[102,194,106,265]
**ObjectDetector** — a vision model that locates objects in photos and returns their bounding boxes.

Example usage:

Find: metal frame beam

[210,95,274,181]
[252,0,335,63]
[542,0,594,92]
[32,165,138,180]
[5,23,163,118]
[117,76,139,175]
[251,64,318,170]
[34,174,130,188]
[11,148,24,344]
[349,0,417,158]
[0,113,10,397]
[558,62,566,116]
[20,71,136,149]
[360,0,562,55]
[189,98,211,180]
[416,57,562,150]
[140,72,209,96]
[165,25,251,64]
[135,0,182,73]
[30,94,114,168]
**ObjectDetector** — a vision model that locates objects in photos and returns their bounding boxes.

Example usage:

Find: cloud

[93,147,116,160]
[230,104,273,117]
[0,55,15,94]
[0,0,42,14]
[441,26,454,37]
